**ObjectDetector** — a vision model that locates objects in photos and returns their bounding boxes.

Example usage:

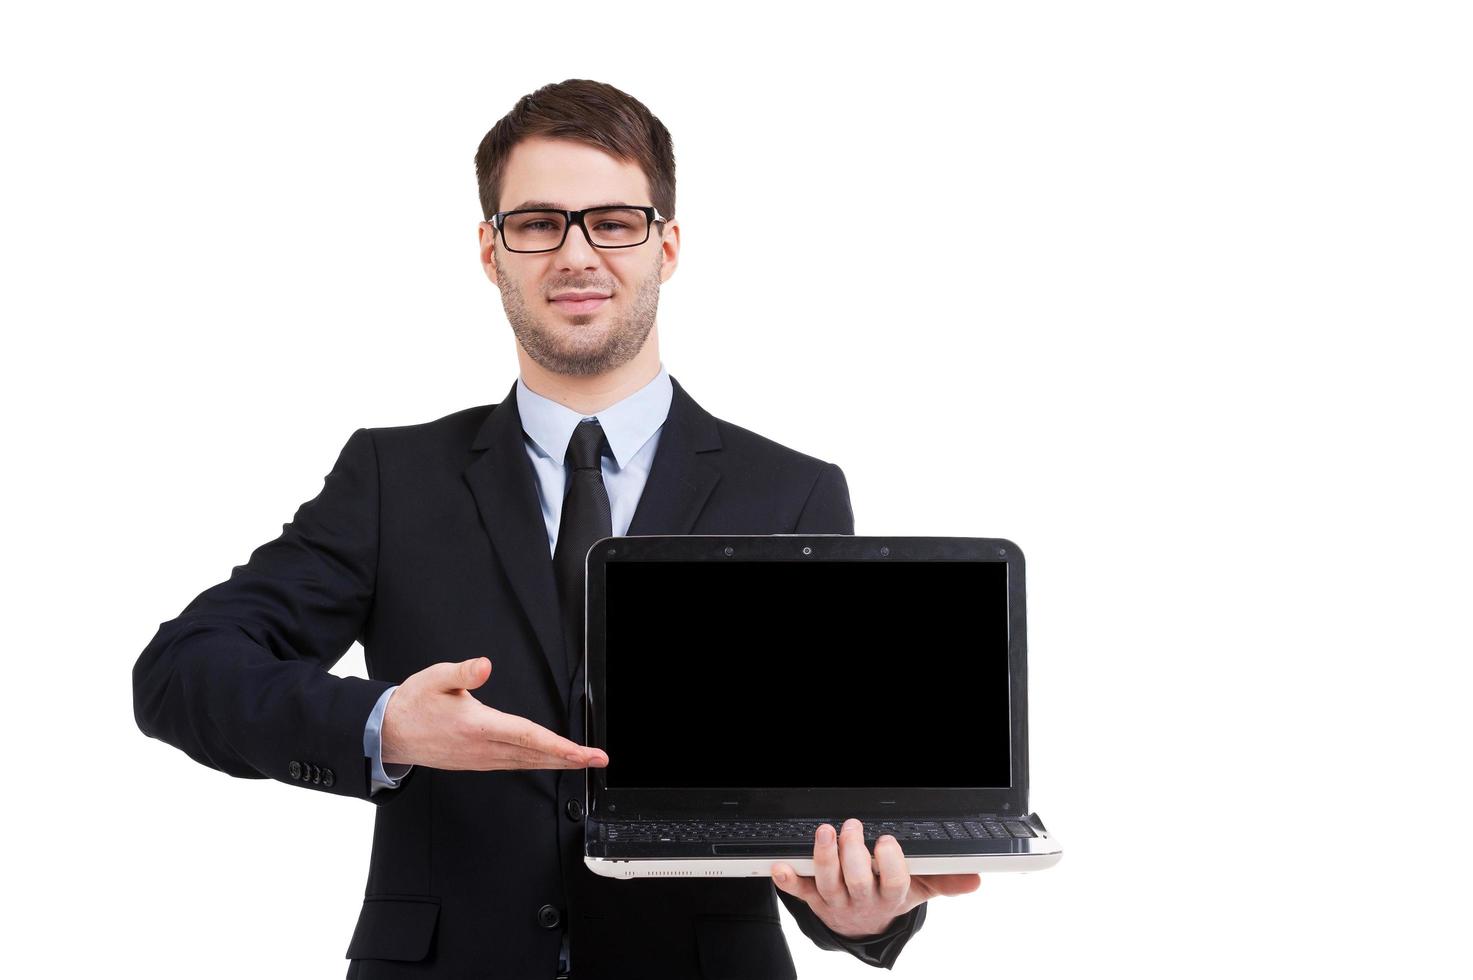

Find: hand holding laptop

[770,818,982,940]
[382,656,609,771]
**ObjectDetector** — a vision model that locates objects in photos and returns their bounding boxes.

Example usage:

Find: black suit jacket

[133,375,927,978]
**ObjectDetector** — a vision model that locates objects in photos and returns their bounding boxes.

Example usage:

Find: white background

[3,1,1469,977]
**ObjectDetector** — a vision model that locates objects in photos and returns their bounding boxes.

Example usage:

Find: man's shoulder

[357,403,499,465]
[369,403,495,438]
[664,375,812,462]
[701,410,845,506]
[709,414,836,471]
[673,375,839,474]
[700,410,852,531]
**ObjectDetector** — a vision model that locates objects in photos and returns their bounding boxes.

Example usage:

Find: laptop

[581,535,1062,878]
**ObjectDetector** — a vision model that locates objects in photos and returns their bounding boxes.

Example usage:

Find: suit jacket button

[537,904,561,929]
[565,799,583,822]
[289,761,301,780]
[311,764,321,784]
[322,768,335,788]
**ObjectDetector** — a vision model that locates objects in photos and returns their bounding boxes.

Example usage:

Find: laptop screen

[601,559,1012,789]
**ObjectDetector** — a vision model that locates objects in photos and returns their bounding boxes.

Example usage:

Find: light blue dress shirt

[364,363,674,793]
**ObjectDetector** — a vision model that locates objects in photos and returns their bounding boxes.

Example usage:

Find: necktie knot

[566,419,608,471]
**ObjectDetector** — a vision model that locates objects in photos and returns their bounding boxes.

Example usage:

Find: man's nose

[555,219,602,269]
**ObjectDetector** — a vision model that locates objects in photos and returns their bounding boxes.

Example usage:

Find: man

[132,79,980,978]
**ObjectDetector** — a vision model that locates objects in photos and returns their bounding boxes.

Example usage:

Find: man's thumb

[454,656,491,691]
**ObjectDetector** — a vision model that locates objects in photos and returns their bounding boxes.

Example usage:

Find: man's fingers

[875,835,909,906]
[838,819,876,904]
[491,745,601,770]
[484,714,606,767]
[771,863,821,905]
[475,727,607,770]
[812,823,847,907]
[921,873,982,897]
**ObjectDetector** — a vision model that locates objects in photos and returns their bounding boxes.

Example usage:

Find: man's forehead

[500,137,651,211]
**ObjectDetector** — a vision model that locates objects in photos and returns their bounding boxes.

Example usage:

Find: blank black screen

[602,560,1011,788]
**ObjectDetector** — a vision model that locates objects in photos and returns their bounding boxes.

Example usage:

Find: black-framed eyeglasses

[489,205,668,253]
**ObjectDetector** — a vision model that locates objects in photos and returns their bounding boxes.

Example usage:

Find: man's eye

[595,222,630,232]
[523,221,557,232]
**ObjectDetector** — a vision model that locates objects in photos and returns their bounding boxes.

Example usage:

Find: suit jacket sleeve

[132,426,417,805]
[774,460,931,969]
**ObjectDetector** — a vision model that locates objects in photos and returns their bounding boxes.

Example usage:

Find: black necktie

[553,419,612,682]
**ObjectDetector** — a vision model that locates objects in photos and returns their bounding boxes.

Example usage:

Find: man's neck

[515,332,662,416]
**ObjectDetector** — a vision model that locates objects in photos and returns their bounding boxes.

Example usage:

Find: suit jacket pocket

[345,896,441,961]
[694,915,797,980]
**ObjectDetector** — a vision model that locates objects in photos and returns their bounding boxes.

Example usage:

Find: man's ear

[479,222,499,286]
[659,218,681,284]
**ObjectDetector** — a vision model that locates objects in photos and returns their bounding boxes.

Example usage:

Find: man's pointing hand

[381,656,607,772]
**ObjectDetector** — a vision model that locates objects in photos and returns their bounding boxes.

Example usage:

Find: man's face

[479,136,679,377]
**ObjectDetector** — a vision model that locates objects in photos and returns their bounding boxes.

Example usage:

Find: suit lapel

[463,381,567,712]
[462,374,723,718]
[626,375,723,536]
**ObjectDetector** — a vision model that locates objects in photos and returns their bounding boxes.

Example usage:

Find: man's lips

[551,292,611,313]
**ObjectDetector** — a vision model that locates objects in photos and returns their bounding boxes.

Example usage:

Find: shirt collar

[515,362,673,470]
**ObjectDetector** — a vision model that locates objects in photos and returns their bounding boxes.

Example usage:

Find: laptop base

[586,850,1061,878]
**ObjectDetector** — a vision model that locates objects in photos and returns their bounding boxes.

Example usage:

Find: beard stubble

[494,248,663,377]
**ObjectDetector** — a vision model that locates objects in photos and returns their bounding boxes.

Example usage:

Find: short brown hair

[475,79,676,222]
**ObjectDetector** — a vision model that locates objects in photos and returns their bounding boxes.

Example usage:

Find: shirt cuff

[363,684,414,794]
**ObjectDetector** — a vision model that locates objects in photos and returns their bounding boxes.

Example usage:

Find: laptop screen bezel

[583,535,1030,819]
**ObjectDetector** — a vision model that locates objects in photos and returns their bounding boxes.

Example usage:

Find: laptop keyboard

[602,818,1037,842]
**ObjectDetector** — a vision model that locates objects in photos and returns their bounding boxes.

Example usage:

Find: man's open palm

[381,656,607,772]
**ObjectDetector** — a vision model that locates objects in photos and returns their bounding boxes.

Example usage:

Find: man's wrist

[364,685,413,789]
